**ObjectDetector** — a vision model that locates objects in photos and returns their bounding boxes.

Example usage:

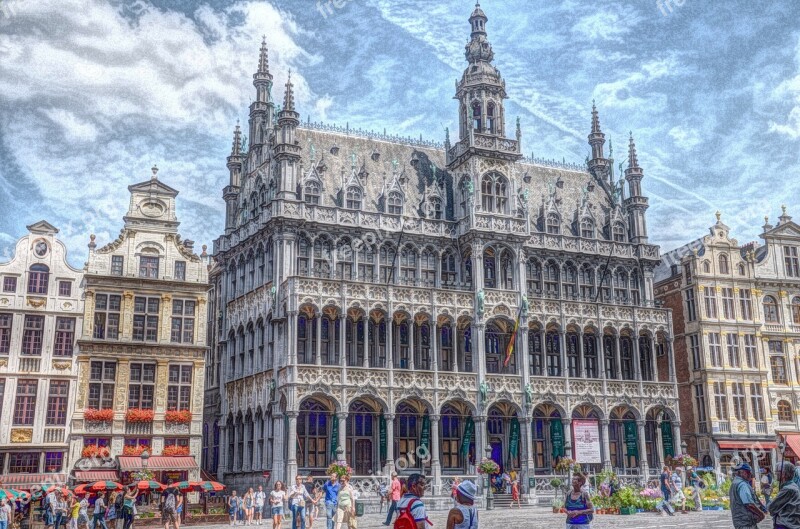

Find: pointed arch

[481,172,508,213]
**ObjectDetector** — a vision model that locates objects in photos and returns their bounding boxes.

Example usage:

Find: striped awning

[0,473,67,489]
[74,470,119,482]
[118,456,198,471]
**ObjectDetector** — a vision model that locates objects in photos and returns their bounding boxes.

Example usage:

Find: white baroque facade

[68,168,209,484]
[205,5,680,499]
[0,221,83,485]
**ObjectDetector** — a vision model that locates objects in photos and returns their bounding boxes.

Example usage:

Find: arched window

[620,336,634,380]
[345,186,362,210]
[545,330,561,376]
[441,251,457,287]
[250,192,258,218]
[379,244,396,283]
[357,244,375,282]
[526,258,542,296]
[546,214,560,235]
[27,264,49,295]
[499,249,514,290]
[297,236,311,276]
[387,191,403,215]
[630,270,641,305]
[481,173,508,213]
[297,399,330,469]
[440,405,468,470]
[429,196,443,220]
[702,260,711,273]
[778,400,793,422]
[313,236,332,278]
[399,245,417,286]
[612,222,625,242]
[246,251,255,291]
[421,248,436,286]
[472,102,482,131]
[459,177,471,218]
[486,102,495,133]
[763,296,780,323]
[718,254,729,274]
[738,263,746,276]
[304,181,321,205]
[461,249,473,289]
[256,245,265,285]
[543,261,559,297]
[580,219,594,239]
[335,238,354,280]
[613,269,629,302]
[792,296,800,325]
[580,265,595,299]
[483,248,496,288]
[562,264,577,299]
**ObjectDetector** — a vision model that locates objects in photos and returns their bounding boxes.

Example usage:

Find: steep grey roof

[654,237,704,283]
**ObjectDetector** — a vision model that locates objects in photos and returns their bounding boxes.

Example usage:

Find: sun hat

[456,480,477,501]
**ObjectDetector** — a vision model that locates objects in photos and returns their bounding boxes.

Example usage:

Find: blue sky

[1,0,799,266]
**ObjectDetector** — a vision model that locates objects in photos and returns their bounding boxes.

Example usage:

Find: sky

[1,0,799,266]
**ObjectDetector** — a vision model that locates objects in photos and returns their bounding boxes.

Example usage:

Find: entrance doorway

[354,439,373,475]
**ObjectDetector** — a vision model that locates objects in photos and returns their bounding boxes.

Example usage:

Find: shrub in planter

[126,408,155,423]
[85,408,114,422]
[165,410,192,424]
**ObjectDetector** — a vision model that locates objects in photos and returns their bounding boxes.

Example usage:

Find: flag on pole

[503,304,523,367]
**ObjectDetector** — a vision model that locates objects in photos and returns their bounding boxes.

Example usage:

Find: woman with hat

[446,480,478,529]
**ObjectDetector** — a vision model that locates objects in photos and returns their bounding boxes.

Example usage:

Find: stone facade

[0,221,83,482]
[205,5,680,498]
[68,168,209,482]
[655,208,800,475]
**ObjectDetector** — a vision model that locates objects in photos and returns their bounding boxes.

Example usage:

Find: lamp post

[484,446,494,510]
[141,450,150,469]
[565,441,573,491]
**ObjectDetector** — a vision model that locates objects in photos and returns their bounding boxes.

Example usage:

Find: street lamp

[681,441,688,456]
[484,446,494,510]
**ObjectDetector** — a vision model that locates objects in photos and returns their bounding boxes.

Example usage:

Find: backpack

[394,499,430,529]
[165,493,177,514]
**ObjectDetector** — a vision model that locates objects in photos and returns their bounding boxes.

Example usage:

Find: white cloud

[571,9,639,43]
[44,109,99,143]
[668,126,701,149]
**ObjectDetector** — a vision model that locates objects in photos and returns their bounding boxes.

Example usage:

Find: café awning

[717,440,777,450]
[74,470,120,482]
[118,456,198,471]
[0,473,67,489]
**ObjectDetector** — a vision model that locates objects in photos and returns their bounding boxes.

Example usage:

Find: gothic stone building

[0,221,83,487]
[207,4,680,498]
[655,208,800,475]
[68,168,208,484]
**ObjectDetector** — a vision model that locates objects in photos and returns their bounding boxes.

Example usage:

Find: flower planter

[126,408,155,423]
[620,507,637,515]
[165,410,192,424]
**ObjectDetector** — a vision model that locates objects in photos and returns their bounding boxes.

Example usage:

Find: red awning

[118,456,198,471]
[0,473,67,489]
[718,440,777,449]
[74,470,119,482]
[783,434,800,457]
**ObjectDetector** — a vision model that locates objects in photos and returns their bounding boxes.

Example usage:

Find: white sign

[573,419,602,464]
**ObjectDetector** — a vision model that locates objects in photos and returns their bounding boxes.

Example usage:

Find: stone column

[637,420,649,476]
[650,335,658,381]
[578,329,585,378]
[218,424,228,476]
[363,314,370,368]
[432,321,439,373]
[430,414,441,494]
[475,415,486,478]
[272,412,285,485]
[633,333,643,380]
[558,329,566,377]
[614,334,622,380]
[408,319,416,370]
[600,419,611,470]
[287,310,298,368]
[672,421,682,458]
[386,316,394,370]
[337,412,348,463]
[520,320,530,380]
[286,411,298,481]
[316,315,322,366]
[667,338,676,382]
[339,315,346,368]
[562,418,573,459]
[475,323,486,379]
[522,416,534,491]
[385,413,395,475]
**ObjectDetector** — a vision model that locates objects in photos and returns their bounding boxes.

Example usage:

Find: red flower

[125,409,155,423]
[165,410,192,424]
[85,408,115,422]
[123,444,150,456]
[161,445,190,456]
[82,444,111,458]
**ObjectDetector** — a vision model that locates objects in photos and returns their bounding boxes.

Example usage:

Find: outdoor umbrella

[89,481,123,492]
[72,484,91,496]
[134,480,165,491]
[0,489,29,501]
[165,481,194,492]
[193,481,225,492]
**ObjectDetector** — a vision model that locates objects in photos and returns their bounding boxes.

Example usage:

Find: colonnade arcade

[290,395,679,481]
[294,304,671,381]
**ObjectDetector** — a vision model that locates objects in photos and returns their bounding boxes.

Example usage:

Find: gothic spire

[627,132,639,169]
[231,122,242,156]
[257,36,271,77]
[591,100,602,134]
[283,71,295,112]
[588,100,606,161]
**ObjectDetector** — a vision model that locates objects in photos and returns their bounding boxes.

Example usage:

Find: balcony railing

[718,421,731,433]
[19,357,41,372]
[754,422,767,434]
[43,428,65,443]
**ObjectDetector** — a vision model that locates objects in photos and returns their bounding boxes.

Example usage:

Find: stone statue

[525,383,533,405]
[521,296,529,313]
[391,159,399,172]
[465,177,475,196]
[241,135,248,153]
[310,143,316,162]
[479,381,489,402]
[477,289,485,314]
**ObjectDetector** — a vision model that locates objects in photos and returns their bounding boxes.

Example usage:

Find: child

[446,480,478,529]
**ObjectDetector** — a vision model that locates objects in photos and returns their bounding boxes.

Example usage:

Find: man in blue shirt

[322,473,340,529]
[397,474,430,529]
[730,463,765,529]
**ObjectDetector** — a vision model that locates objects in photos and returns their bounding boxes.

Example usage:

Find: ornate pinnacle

[283,71,295,112]
[258,36,270,76]
[627,133,639,169]
[715,210,722,222]
[591,100,601,134]
[151,164,159,180]
[231,123,242,156]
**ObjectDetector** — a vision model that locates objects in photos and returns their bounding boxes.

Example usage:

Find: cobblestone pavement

[190,506,759,528]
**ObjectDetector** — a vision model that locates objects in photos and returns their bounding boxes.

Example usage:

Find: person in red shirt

[382,473,402,526]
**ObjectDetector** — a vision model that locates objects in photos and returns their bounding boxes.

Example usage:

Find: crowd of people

[33,485,142,529]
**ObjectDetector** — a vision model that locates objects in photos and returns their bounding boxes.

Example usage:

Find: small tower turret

[224,123,243,232]
[275,72,301,199]
[249,37,275,160]
[587,101,611,184]
[623,133,649,243]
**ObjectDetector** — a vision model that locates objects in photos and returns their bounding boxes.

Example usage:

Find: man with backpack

[163,487,178,529]
[395,474,430,529]
[729,463,766,529]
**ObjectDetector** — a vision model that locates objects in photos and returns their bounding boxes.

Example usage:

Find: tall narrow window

[440,251,456,287]
[111,255,124,276]
[689,334,701,370]
[13,380,37,425]
[429,197,443,220]
[313,237,332,278]
[421,249,436,287]
[694,384,708,434]
[580,219,594,239]
[335,239,354,281]
[545,331,561,376]
[562,265,577,299]
[54,317,76,357]
[27,264,49,294]
[731,382,745,421]
[486,103,495,133]
[579,265,594,299]
[387,192,403,215]
[128,363,156,409]
[357,244,376,283]
[739,289,753,320]
[133,296,160,342]
[713,382,728,421]
[174,261,186,281]
[743,334,758,368]
[726,333,740,367]
[791,296,800,325]
[718,254,729,274]
[46,380,69,425]
[763,296,780,323]
[769,341,787,384]
[304,181,321,205]
[380,245,395,283]
[721,287,735,319]
[529,331,543,376]
[171,300,196,344]
[481,173,508,213]
[685,288,697,321]
[399,245,417,286]
[785,246,800,277]
[471,102,482,131]
[21,315,44,355]
[138,256,159,279]
[297,237,311,276]
[93,294,121,340]
[526,259,541,296]
[708,333,722,367]
[345,187,362,210]
[0,314,11,354]
[612,223,625,242]
[703,287,718,318]
[167,365,192,410]
[546,214,560,234]
[88,361,116,409]
[543,261,559,297]
[750,383,765,422]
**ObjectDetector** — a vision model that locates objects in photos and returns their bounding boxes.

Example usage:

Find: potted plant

[126,408,155,423]
[616,486,638,515]
[123,443,150,456]
[85,408,114,422]
[551,497,564,514]
[326,462,352,479]
[477,457,500,475]
[165,410,192,424]
[665,453,699,469]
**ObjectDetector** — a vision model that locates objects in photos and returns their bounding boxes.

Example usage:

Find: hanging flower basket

[161,445,190,456]
[477,457,500,475]
[123,444,150,456]
[126,408,155,423]
[665,454,698,469]
[165,410,192,424]
[85,408,114,422]
[326,462,352,479]
[555,457,581,474]
[82,444,111,459]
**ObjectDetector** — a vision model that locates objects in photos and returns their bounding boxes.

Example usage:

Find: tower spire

[591,100,601,134]
[283,71,295,112]
[623,132,648,244]
[257,35,270,75]
[231,122,242,156]
[627,132,640,169]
